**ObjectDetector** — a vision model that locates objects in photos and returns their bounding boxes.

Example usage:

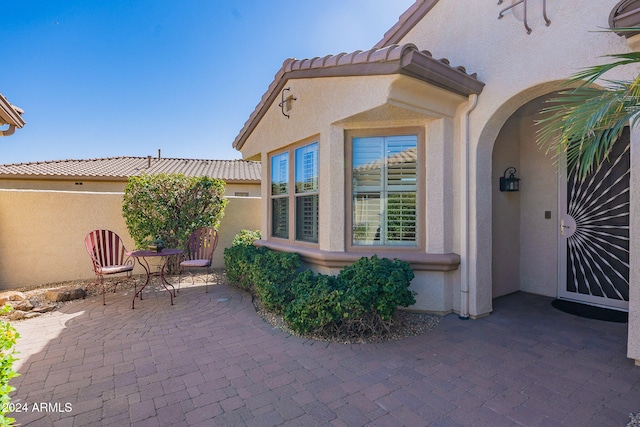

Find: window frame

[268,136,320,246]
[345,127,425,253]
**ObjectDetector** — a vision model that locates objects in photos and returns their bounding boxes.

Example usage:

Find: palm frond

[569,52,640,85]
[537,82,640,178]
[535,32,640,180]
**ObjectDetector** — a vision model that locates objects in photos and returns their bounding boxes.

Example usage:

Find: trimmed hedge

[224,235,416,339]
[250,249,300,313]
[285,256,416,337]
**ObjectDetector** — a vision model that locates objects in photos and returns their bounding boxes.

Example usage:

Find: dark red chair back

[85,229,130,271]
[184,228,218,263]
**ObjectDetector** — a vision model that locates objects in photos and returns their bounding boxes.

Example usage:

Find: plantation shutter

[271,152,289,238]
[352,135,417,246]
[295,143,319,243]
[385,136,417,244]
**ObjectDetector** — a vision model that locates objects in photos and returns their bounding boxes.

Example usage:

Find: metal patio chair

[179,227,219,293]
[84,229,135,305]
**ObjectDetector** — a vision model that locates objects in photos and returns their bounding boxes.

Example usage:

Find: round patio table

[127,248,183,309]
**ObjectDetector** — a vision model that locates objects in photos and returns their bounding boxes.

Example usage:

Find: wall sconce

[499,167,521,192]
[279,87,296,119]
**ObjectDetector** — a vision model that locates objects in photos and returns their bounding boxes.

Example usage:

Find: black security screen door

[559,127,630,310]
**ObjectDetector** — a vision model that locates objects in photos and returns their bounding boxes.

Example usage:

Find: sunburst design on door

[566,133,630,301]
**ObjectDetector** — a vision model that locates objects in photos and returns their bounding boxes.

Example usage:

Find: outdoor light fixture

[279,87,296,119]
[499,167,520,192]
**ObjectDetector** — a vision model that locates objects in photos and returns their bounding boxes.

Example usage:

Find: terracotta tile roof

[233,42,483,151]
[0,157,261,182]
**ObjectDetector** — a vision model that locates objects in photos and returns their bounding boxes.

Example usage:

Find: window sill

[254,240,460,271]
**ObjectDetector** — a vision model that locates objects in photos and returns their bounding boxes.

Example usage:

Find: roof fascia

[0,93,25,128]
[374,0,441,48]
[400,49,485,96]
[233,46,484,152]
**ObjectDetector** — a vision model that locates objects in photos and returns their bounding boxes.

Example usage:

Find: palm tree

[536,36,640,180]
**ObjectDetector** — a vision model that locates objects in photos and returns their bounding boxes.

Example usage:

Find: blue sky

[1,1,414,164]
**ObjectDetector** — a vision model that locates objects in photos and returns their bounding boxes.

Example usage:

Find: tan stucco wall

[517,104,558,297]
[492,117,521,298]
[0,190,260,289]
[0,178,261,197]
[0,178,126,192]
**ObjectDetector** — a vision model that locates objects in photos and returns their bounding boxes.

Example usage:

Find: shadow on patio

[9,279,640,426]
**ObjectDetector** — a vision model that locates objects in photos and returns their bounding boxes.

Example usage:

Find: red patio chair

[84,229,135,305]
[179,227,219,293]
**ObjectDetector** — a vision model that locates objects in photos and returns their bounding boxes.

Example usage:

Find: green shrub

[337,255,416,320]
[232,229,261,247]
[122,173,227,252]
[281,255,416,338]
[0,305,19,426]
[284,271,344,334]
[251,249,300,314]
[224,245,260,291]
[224,245,300,306]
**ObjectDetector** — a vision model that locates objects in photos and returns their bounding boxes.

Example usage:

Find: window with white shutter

[352,135,418,246]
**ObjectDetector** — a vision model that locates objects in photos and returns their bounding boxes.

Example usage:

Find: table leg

[159,256,176,305]
[132,258,151,309]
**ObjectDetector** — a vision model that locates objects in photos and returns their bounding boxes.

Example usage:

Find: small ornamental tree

[122,174,227,270]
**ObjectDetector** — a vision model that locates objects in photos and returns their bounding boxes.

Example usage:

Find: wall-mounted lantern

[499,167,521,192]
[279,87,297,119]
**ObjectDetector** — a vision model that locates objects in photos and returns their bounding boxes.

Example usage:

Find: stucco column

[320,125,345,253]
[628,126,640,366]
[425,118,454,253]
[260,153,269,239]
[468,129,495,318]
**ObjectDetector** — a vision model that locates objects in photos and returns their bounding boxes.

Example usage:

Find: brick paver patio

[8,279,640,426]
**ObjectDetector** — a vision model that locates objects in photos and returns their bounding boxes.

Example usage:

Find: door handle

[560,219,571,236]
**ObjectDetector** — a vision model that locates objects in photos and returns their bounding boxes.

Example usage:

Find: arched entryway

[489,92,630,311]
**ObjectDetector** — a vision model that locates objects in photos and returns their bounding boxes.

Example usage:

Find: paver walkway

[8,280,640,426]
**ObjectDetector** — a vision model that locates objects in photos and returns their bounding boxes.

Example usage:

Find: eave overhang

[233,43,484,152]
[0,93,25,129]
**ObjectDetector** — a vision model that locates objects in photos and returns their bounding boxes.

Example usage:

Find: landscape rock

[10,299,34,311]
[0,291,27,306]
[44,287,85,302]
[23,312,42,319]
[32,304,56,314]
[8,310,26,321]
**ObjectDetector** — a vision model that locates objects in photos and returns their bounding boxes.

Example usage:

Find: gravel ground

[629,412,640,427]
[254,298,441,344]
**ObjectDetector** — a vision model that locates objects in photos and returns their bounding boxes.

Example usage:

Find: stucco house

[233,0,640,365]
[0,92,25,137]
